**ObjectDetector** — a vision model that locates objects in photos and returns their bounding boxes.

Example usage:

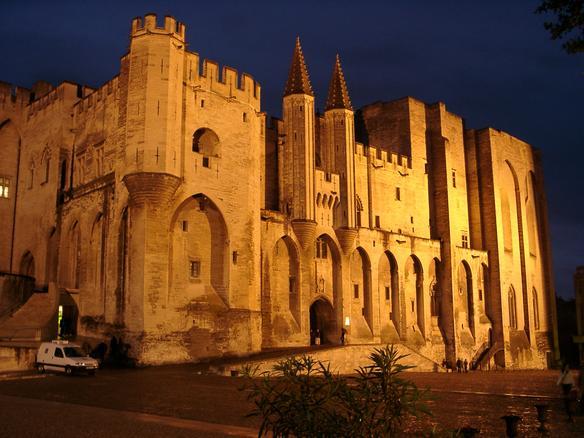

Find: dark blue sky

[1,0,582,298]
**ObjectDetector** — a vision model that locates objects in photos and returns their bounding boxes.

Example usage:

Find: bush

[241,345,431,437]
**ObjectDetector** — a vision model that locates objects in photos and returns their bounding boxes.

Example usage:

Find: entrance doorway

[309,298,336,345]
[58,292,78,339]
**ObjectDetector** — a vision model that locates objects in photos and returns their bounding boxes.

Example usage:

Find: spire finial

[284,37,314,97]
[325,53,352,111]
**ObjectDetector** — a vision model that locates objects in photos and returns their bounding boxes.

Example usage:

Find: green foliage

[536,0,584,53]
[240,345,431,437]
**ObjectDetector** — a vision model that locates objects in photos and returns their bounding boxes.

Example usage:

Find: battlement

[0,81,31,108]
[131,13,185,40]
[355,143,412,169]
[185,52,261,108]
[26,82,81,119]
[75,76,119,115]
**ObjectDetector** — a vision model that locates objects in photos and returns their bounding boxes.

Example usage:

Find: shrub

[241,345,430,437]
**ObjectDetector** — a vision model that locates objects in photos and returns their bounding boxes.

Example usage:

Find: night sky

[1,1,582,298]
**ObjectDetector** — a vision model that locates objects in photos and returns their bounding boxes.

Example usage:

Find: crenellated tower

[121,14,185,335]
[323,54,356,230]
[123,14,186,176]
[281,38,316,227]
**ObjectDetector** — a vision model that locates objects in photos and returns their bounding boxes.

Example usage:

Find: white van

[36,340,98,375]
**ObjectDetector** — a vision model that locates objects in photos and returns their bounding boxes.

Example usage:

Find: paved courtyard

[0,366,582,437]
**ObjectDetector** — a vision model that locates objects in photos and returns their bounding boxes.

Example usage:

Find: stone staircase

[208,343,441,376]
[0,282,59,342]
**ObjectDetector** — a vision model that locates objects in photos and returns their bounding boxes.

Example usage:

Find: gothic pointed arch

[88,212,104,314]
[314,233,342,338]
[457,260,474,336]
[116,207,129,324]
[170,194,230,306]
[378,250,400,339]
[405,255,424,337]
[350,247,372,333]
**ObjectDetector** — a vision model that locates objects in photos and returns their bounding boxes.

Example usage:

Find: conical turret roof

[284,37,314,97]
[325,54,352,111]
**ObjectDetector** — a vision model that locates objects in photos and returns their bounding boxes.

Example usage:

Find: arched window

[192,128,220,157]
[532,288,540,330]
[508,286,518,329]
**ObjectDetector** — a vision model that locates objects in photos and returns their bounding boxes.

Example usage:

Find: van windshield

[63,347,86,358]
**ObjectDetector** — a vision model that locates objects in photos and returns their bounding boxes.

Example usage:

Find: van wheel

[65,366,72,376]
[36,364,45,373]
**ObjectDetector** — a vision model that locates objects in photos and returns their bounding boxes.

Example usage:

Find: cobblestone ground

[0,366,582,437]
[404,371,583,436]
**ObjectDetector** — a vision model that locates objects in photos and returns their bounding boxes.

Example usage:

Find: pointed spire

[284,37,314,97]
[325,54,352,111]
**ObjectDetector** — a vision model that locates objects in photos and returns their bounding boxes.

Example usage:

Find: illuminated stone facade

[0,14,558,368]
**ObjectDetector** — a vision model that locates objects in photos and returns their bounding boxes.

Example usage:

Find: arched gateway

[309,298,336,345]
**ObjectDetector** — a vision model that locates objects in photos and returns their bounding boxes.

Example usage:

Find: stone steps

[0,283,59,342]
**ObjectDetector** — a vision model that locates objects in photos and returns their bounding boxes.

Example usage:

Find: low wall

[210,344,440,376]
[0,344,38,372]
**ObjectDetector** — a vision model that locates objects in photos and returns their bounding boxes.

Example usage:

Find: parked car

[36,340,99,375]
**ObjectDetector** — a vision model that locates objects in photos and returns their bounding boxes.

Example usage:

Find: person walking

[557,364,576,421]
[456,358,462,373]
[340,327,347,345]
[463,358,468,373]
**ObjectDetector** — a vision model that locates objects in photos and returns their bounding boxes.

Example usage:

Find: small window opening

[202,157,210,168]
[181,220,188,232]
[462,234,469,249]
[375,215,381,228]
[200,99,205,108]
[452,170,457,188]
[189,260,201,278]
[242,112,247,122]
[316,238,328,259]
[396,187,401,201]
[0,176,9,198]
[385,286,390,301]
[354,284,359,299]
[289,276,296,294]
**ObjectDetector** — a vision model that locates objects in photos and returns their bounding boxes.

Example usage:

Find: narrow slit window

[189,260,201,279]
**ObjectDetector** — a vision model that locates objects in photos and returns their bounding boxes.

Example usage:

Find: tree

[240,345,431,437]
[536,0,584,54]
